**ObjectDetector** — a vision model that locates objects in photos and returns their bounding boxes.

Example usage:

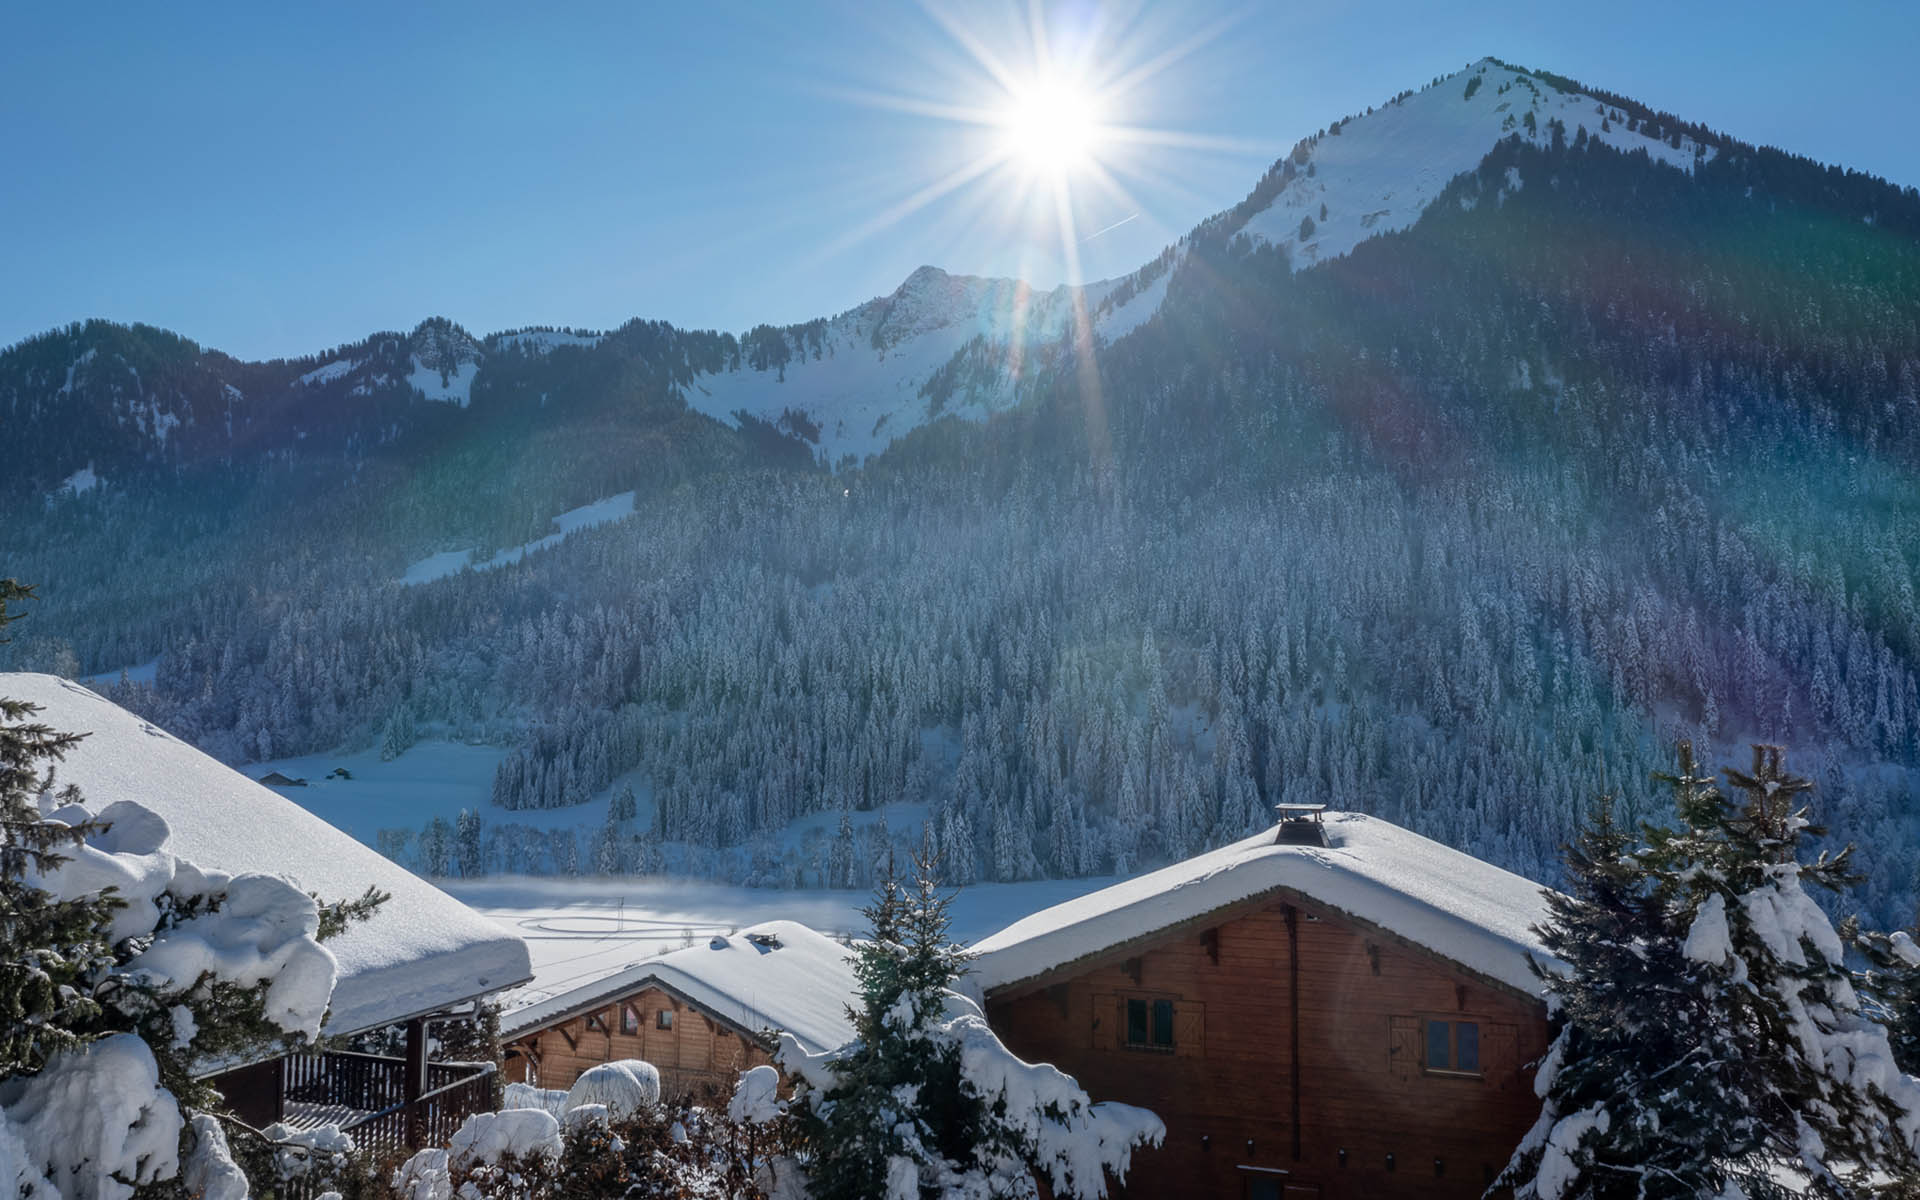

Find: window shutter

[1389,1016,1420,1080]
[1091,993,1117,1050]
[1485,1022,1519,1089]
[1173,1001,1206,1058]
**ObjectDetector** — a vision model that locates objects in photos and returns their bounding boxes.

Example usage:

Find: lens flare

[999,76,1104,178]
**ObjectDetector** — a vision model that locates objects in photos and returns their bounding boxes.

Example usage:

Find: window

[621,1004,640,1035]
[1424,1019,1480,1074]
[585,1009,608,1033]
[1124,997,1176,1050]
[656,1009,674,1031]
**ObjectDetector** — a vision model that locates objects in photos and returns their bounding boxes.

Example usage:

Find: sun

[998,75,1104,179]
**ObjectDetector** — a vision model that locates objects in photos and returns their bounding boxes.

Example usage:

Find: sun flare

[999,77,1104,178]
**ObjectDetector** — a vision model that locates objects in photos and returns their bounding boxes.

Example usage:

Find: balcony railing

[278,1051,497,1159]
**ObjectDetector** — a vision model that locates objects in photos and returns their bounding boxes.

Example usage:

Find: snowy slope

[491,329,604,354]
[685,266,1118,462]
[1235,57,1712,266]
[968,812,1559,998]
[4,674,532,1034]
[685,60,1718,462]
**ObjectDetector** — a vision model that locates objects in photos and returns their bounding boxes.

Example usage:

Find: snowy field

[249,739,620,842]
[80,657,158,688]
[442,874,1118,1010]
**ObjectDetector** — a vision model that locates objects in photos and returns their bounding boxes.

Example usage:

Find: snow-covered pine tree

[1,581,389,1197]
[0,579,117,1077]
[1499,743,1920,1199]
[1853,901,1920,1077]
[778,851,1160,1200]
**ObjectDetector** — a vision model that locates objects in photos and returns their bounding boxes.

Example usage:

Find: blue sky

[4,1,1916,360]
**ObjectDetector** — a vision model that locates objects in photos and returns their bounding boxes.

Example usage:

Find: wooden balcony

[279,1051,497,1159]
[214,1046,497,1161]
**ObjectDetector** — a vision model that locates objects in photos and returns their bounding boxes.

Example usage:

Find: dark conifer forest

[5,72,1918,925]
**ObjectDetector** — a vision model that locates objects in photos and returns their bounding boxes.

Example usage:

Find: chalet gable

[968,812,1560,1002]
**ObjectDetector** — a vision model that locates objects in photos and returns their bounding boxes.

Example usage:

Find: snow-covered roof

[500,920,858,1056]
[4,674,532,1035]
[967,812,1559,999]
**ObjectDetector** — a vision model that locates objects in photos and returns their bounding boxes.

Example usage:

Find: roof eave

[975,883,1550,1008]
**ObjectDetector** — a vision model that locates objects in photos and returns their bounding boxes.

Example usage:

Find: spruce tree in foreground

[1497,743,1920,1199]
[0,579,118,1076]
[779,851,1161,1199]
[1,580,386,1196]
[1854,906,1920,1077]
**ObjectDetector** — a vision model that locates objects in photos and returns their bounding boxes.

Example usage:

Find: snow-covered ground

[80,657,159,689]
[492,330,603,354]
[444,874,1117,1012]
[249,739,620,842]
[406,356,479,407]
[400,492,638,585]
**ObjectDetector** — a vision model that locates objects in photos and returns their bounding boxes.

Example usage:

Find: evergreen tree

[1499,743,1920,1199]
[2,582,387,1195]
[0,579,117,1076]
[782,851,1159,1199]
[1853,901,1920,1078]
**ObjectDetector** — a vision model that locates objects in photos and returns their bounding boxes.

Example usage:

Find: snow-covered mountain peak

[1229,57,1715,266]
[407,317,485,406]
[864,265,1081,353]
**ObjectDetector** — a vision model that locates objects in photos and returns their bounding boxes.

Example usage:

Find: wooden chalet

[968,806,1558,1200]
[8,674,533,1159]
[500,919,857,1100]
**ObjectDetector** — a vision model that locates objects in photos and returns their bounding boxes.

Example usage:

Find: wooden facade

[982,890,1550,1200]
[504,983,776,1102]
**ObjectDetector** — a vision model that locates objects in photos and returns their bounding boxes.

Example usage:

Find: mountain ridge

[15,55,1907,487]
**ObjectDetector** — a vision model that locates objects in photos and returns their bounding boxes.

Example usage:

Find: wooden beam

[404,1017,429,1149]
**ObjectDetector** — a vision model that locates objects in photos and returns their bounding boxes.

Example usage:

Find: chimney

[1274,803,1329,846]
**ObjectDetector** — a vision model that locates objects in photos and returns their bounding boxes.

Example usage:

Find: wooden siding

[984,894,1550,1199]
[504,985,776,1103]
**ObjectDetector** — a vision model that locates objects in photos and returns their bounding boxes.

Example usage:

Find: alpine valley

[7,58,1919,925]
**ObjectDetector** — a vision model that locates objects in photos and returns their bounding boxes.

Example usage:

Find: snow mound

[449,1107,563,1166]
[0,1034,183,1200]
[183,1114,251,1200]
[727,1064,782,1125]
[128,872,340,1040]
[502,1081,570,1117]
[564,1060,660,1120]
[968,812,1558,997]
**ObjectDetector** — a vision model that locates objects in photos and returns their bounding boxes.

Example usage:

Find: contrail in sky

[1079,212,1139,244]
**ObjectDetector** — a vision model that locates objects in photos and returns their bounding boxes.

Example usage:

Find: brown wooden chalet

[10,674,533,1160]
[968,806,1558,1200]
[500,920,857,1101]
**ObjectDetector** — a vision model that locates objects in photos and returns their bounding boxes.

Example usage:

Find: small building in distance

[5,674,533,1158]
[501,920,858,1101]
[967,808,1557,1200]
